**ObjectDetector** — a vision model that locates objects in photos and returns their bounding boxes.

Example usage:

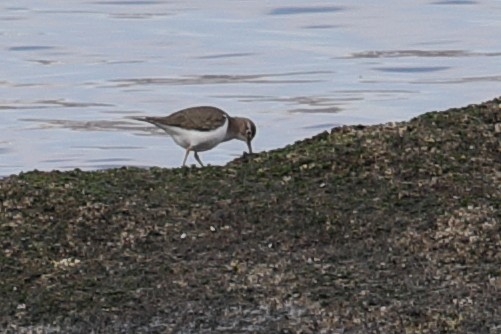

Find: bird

[132,106,256,167]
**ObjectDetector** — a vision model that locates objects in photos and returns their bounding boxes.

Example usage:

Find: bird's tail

[130,116,156,125]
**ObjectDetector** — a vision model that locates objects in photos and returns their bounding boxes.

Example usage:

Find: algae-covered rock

[0,98,500,333]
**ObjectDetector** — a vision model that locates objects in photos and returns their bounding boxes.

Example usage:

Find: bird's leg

[182,148,190,167]
[194,152,204,167]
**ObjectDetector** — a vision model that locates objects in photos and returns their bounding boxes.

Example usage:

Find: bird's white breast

[159,117,229,152]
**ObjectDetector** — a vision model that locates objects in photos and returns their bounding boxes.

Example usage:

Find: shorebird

[132,106,256,167]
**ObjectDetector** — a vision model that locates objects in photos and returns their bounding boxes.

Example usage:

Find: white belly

[160,118,228,152]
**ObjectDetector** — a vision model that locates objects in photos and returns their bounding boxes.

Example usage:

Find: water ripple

[374,66,450,73]
[269,6,344,15]
[109,72,330,87]
[349,50,501,58]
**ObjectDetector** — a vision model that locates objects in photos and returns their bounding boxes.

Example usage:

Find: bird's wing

[157,106,228,131]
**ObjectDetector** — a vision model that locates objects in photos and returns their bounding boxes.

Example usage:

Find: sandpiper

[132,106,256,167]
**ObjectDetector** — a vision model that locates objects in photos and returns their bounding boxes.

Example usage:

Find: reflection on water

[1,0,501,175]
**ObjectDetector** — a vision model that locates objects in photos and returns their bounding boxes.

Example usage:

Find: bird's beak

[247,140,253,154]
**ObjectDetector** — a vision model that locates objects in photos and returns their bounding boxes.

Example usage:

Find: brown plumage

[143,106,227,131]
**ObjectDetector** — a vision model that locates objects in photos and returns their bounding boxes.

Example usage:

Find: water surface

[1,0,501,175]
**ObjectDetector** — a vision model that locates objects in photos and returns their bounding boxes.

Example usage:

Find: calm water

[1,0,501,175]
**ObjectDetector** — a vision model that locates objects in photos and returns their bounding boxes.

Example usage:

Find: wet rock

[1,97,500,333]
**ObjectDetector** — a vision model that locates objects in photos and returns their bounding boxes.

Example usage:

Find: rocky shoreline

[1,98,500,333]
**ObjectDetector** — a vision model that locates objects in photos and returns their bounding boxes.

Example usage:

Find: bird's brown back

[147,106,228,131]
